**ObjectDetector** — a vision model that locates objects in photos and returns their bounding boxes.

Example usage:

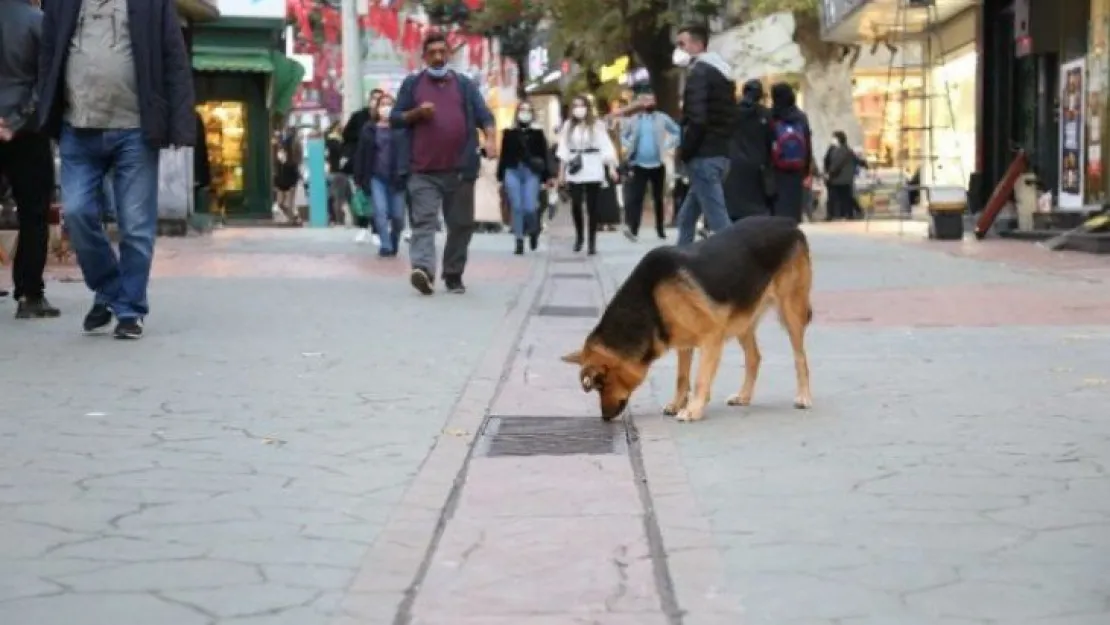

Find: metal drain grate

[536,305,599,318]
[479,416,624,457]
[551,272,593,279]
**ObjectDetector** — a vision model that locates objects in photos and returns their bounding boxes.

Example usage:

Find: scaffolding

[866,0,968,237]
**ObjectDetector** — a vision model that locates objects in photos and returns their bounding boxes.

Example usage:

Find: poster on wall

[1059,59,1086,209]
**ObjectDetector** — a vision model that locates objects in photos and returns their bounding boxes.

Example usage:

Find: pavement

[1,221,1108,625]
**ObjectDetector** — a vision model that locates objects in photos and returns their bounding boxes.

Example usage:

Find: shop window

[197,102,246,208]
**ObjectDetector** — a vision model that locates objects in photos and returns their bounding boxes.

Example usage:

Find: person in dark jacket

[671,23,736,246]
[193,112,212,215]
[823,130,866,220]
[768,82,813,223]
[497,100,551,255]
[273,147,302,225]
[353,94,407,257]
[0,0,60,318]
[39,0,195,339]
[724,79,774,222]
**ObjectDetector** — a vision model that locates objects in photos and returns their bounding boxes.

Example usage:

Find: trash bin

[929,205,965,240]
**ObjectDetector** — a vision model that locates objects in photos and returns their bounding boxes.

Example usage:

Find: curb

[330,251,550,625]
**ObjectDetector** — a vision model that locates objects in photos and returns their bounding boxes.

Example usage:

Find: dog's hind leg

[727,329,761,407]
[676,341,724,422]
[663,348,693,416]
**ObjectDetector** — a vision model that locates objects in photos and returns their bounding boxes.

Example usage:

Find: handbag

[498,185,511,225]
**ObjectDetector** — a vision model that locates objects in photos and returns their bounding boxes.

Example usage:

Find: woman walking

[352,90,384,243]
[353,94,407,257]
[497,101,551,254]
[556,95,618,254]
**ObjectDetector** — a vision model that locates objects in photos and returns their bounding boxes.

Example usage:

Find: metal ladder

[868,0,967,236]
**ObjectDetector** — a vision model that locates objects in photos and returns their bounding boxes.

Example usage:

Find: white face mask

[379,106,392,118]
[518,111,533,125]
[571,106,587,120]
[672,48,692,68]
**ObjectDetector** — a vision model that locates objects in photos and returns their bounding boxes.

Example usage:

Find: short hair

[423,31,449,52]
[370,88,384,97]
[677,23,709,47]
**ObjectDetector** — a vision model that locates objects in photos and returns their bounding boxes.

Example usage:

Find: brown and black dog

[562,215,813,421]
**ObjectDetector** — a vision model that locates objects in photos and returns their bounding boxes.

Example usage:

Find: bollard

[306,137,328,228]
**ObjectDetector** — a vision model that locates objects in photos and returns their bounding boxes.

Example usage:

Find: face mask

[518,112,533,125]
[571,106,587,120]
[672,48,692,68]
[426,65,449,78]
[377,106,392,119]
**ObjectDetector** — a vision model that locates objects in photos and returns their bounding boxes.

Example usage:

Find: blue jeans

[676,156,731,245]
[504,164,540,239]
[370,176,406,254]
[60,125,160,319]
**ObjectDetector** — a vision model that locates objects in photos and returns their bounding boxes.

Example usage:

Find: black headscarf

[740,79,764,108]
[770,82,802,121]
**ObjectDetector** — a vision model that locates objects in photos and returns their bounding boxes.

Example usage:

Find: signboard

[1059,58,1086,209]
[218,0,286,19]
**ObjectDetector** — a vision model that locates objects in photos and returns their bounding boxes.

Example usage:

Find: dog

[562,215,813,421]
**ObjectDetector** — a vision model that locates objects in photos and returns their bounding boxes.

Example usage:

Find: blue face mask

[426,65,449,79]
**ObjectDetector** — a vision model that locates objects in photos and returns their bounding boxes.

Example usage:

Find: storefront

[191,0,301,219]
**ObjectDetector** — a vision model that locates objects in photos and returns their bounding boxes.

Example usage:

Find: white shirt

[556,120,617,184]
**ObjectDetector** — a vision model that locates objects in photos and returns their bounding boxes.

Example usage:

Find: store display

[197,102,247,209]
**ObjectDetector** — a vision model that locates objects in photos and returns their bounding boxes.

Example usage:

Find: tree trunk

[512,52,529,101]
[799,59,863,173]
[629,4,679,118]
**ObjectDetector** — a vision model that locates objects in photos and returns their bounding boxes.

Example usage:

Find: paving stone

[0,593,211,625]
[162,584,323,618]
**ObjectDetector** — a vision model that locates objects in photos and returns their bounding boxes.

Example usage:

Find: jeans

[370,176,407,254]
[60,125,160,319]
[624,165,666,237]
[406,172,475,280]
[504,164,540,240]
[676,156,731,246]
[0,131,54,300]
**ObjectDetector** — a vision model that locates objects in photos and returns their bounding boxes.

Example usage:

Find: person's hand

[484,137,498,159]
[0,120,12,142]
[416,102,435,120]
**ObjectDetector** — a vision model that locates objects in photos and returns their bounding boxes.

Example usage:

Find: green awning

[193,51,274,73]
[270,53,306,117]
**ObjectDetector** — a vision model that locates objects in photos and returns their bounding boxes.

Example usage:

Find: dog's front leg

[676,341,724,422]
[663,348,693,415]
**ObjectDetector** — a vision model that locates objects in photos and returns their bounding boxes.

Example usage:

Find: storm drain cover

[480,416,625,457]
[551,272,593,279]
[536,305,599,318]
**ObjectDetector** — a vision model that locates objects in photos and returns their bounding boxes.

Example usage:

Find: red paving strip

[816,284,1110,326]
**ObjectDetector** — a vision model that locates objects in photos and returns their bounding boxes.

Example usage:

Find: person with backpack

[724,79,774,222]
[768,82,813,223]
[671,23,736,245]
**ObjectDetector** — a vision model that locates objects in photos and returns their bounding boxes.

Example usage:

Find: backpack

[771,120,808,172]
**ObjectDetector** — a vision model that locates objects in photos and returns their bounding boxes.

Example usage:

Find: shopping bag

[350,186,374,218]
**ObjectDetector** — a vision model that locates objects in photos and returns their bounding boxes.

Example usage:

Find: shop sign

[1059,58,1086,210]
[599,56,629,83]
[218,0,286,20]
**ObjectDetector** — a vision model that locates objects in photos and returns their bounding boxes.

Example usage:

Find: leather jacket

[0,0,42,134]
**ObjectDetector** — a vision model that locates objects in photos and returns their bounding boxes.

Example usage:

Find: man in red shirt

[391,32,497,295]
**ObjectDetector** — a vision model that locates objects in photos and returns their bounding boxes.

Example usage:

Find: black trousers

[624,165,666,237]
[0,131,54,300]
[568,182,601,245]
[827,184,859,220]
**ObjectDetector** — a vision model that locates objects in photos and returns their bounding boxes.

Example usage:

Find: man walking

[39,0,195,339]
[671,23,736,246]
[620,93,679,241]
[391,32,496,296]
[0,0,60,319]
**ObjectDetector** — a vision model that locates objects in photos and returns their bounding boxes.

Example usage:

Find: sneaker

[354,229,369,244]
[371,233,382,247]
[622,226,638,242]
[528,231,539,250]
[444,275,466,294]
[402,231,412,243]
[410,267,434,295]
[15,296,61,319]
[514,239,524,255]
[83,303,113,332]
[113,318,143,340]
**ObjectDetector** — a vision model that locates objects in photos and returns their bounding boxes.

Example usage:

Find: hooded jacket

[679,51,736,162]
[769,83,813,173]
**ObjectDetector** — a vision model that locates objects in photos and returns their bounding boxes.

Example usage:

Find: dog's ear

[561,350,582,365]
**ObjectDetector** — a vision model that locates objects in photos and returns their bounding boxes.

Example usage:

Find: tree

[739,0,864,166]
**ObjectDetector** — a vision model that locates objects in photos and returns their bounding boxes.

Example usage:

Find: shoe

[113,318,143,340]
[588,246,597,256]
[444,275,466,294]
[83,303,113,332]
[657,229,667,240]
[573,240,583,253]
[410,267,434,295]
[378,248,395,258]
[354,229,369,244]
[514,239,524,255]
[371,233,382,247]
[622,226,638,242]
[15,296,61,319]
[529,231,539,250]
[403,231,412,243]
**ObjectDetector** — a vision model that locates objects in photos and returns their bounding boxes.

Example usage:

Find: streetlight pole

[340,0,365,122]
